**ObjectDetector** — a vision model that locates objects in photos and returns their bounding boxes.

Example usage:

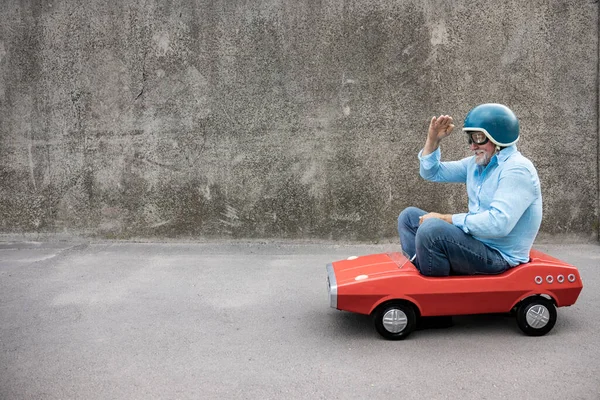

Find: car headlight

[326,263,337,309]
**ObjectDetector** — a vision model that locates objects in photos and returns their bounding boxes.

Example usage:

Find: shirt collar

[495,144,517,164]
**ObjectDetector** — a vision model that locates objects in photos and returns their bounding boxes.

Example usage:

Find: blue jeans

[397,207,510,276]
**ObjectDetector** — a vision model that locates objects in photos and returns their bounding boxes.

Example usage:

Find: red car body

[327,249,582,320]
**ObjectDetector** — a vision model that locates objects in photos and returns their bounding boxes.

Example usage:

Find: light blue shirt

[418,145,542,266]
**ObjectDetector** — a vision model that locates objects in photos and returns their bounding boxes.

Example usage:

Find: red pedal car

[326,250,583,340]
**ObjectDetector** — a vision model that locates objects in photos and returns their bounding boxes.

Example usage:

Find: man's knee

[398,206,421,225]
[415,219,455,277]
[416,218,454,246]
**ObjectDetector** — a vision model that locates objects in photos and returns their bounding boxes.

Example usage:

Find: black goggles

[466,131,489,145]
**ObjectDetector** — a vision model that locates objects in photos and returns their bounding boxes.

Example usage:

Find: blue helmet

[462,103,519,147]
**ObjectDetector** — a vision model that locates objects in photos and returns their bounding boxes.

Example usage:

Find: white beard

[474,150,491,166]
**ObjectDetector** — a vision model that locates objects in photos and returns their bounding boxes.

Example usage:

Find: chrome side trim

[326,263,338,309]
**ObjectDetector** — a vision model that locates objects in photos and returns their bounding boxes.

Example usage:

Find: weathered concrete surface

[0,1,598,240]
[1,241,599,399]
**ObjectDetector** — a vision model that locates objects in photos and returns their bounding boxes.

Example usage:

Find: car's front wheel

[516,296,557,336]
[373,302,417,340]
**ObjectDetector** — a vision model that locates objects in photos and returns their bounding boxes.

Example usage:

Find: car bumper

[326,263,338,309]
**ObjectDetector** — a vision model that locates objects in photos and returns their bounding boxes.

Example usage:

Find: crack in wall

[135,49,148,101]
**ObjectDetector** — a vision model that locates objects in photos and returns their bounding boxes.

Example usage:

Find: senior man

[398,103,542,276]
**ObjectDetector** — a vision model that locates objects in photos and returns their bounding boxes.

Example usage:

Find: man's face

[471,140,496,166]
[466,131,496,166]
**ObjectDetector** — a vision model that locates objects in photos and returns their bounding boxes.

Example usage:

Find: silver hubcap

[382,309,408,333]
[526,304,550,329]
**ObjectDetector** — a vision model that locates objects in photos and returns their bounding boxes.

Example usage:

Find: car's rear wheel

[373,302,417,340]
[516,296,557,336]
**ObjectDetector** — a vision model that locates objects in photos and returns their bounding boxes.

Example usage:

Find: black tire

[516,296,557,336]
[373,302,417,340]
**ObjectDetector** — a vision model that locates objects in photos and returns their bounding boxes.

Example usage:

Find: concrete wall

[0,0,598,241]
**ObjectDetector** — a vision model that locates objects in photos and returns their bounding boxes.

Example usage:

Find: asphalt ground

[1,240,599,400]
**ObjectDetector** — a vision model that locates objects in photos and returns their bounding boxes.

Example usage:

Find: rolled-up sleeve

[452,213,469,232]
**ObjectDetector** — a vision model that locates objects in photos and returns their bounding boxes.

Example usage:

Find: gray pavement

[1,240,599,400]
